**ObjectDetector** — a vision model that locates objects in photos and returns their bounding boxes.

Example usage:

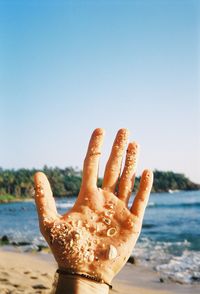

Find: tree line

[0,166,199,200]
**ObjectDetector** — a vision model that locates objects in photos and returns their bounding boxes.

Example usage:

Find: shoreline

[0,189,200,204]
[0,249,199,294]
[0,197,34,204]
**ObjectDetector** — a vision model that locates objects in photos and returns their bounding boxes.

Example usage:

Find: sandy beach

[0,249,199,294]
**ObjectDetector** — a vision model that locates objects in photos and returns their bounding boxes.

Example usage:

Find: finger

[102,128,129,193]
[81,128,105,190]
[34,172,57,224]
[130,169,153,220]
[118,142,140,205]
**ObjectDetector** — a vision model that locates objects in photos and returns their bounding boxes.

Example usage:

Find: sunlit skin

[34,128,153,285]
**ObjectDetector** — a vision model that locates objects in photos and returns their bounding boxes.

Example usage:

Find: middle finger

[102,129,128,193]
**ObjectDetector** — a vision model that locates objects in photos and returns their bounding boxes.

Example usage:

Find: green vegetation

[0,194,17,202]
[152,170,200,192]
[0,167,199,202]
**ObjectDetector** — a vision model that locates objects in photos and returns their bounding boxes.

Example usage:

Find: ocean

[0,190,199,284]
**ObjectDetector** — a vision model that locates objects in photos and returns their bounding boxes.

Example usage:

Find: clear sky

[0,0,199,183]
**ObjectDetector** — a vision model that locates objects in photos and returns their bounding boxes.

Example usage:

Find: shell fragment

[107,244,117,260]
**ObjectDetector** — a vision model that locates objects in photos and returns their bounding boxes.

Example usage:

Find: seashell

[75,233,80,239]
[40,188,44,195]
[107,244,117,260]
[69,239,73,247]
[105,210,113,217]
[108,203,114,209]
[103,217,111,225]
[77,220,82,227]
[88,254,94,262]
[107,227,117,237]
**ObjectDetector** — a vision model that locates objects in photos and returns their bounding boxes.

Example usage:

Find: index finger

[81,128,105,191]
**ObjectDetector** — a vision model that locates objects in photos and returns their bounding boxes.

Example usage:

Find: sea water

[0,190,199,284]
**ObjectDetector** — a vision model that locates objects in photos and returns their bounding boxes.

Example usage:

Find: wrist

[53,273,109,294]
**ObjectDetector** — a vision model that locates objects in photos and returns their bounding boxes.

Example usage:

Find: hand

[34,128,153,286]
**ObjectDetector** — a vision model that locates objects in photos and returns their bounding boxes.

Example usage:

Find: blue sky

[0,0,199,183]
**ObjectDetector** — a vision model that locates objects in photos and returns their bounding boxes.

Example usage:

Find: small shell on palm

[103,217,111,225]
[107,227,117,237]
[107,244,118,260]
[77,220,82,227]
[88,254,94,262]
[105,210,113,217]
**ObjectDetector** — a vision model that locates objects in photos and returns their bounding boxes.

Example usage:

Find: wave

[55,200,200,211]
[142,223,156,229]
[147,202,200,209]
[133,238,200,284]
[156,250,200,284]
[56,202,74,209]
[148,202,155,207]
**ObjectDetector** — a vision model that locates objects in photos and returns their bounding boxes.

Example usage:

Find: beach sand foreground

[0,250,199,294]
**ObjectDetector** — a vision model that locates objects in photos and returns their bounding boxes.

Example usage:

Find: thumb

[34,172,58,225]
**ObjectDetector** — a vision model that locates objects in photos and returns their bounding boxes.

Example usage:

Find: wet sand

[0,249,199,294]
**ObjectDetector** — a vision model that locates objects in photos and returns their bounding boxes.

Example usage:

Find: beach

[0,249,200,294]
[0,190,200,293]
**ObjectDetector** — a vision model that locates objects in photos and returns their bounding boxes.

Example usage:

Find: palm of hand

[34,129,153,284]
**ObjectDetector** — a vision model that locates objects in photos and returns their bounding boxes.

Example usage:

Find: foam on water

[156,251,200,283]
[56,202,73,209]
[148,201,155,207]
[133,237,200,284]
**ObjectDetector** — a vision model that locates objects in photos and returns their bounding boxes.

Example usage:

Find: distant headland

[0,167,199,203]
